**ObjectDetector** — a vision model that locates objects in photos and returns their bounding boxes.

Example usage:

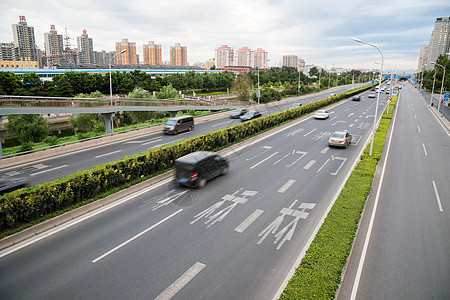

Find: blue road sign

[444,92,449,102]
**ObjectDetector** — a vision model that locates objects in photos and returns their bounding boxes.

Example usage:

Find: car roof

[175,151,217,164]
[332,130,348,135]
[168,115,193,121]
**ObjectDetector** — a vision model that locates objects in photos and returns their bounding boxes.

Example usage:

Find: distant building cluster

[214,45,269,70]
[417,16,450,72]
[0,16,189,69]
[282,55,305,71]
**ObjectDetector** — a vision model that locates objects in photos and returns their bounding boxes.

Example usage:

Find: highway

[0,85,389,299]
[0,85,358,186]
[337,83,450,299]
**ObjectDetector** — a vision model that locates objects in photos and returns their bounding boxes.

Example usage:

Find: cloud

[1,0,449,70]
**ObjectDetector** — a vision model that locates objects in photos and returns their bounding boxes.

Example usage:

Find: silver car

[329,131,352,148]
[314,110,330,119]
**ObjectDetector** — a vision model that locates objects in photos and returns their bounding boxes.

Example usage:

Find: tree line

[417,55,450,93]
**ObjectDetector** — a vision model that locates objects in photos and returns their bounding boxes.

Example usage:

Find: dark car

[240,110,262,122]
[288,103,303,109]
[352,96,361,101]
[230,108,249,119]
[163,115,194,135]
[175,151,229,188]
[0,177,31,195]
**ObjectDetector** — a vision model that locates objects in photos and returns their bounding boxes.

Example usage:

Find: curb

[429,104,450,132]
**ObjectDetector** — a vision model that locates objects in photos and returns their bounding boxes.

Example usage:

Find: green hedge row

[279,96,398,299]
[0,84,375,232]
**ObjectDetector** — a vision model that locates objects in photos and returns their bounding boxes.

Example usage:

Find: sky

[1,0,449,72]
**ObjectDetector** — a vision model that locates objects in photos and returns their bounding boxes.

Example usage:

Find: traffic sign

[387,96,392,102]
[444,91,449,102]
[392,88,398,96]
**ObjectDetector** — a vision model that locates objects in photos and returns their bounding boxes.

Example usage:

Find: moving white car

[314,110,330,119]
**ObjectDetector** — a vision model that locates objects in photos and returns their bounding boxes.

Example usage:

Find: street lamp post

[257,67,260,105]
[432,62,446,112]
[351,37,383,156]
[109,49,127,105]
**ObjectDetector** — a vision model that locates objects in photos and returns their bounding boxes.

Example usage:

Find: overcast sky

[1,0,449,72]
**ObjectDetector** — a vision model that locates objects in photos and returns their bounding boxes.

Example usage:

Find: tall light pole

[432,62,446,112]
[257,67,260,105]
[351,37,383,156]
[109,49,127,105]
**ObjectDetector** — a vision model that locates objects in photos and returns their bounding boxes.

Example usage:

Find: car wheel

[221,166,229,175]
[189,126,193,131]
[197,178,207,188]
[173,130,178,135]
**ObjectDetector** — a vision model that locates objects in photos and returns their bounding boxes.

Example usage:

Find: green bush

[43,136,59,146]
[0,84,376,232]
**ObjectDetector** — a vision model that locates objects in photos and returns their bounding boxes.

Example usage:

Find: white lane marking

[349,124,354,128]
[317,159,330,173]
[92,209,183,263]
[273,153,291,165]
[345,108,350,112]
[155,262,206,300]
[303,160,316,170]
[320,147,329,154]
[332,121,346,125]
[348,113,354,117]
[414,114,417,120]
[235,209,264,233]
[212,120,233,127]
[329,116,338,122]
[428,106,450,137]
[285,151,307,167]
[125,137,161,144]
[330,157,347,176]
[432,181,444,212]
[143,138,163,145]
[250,152,278,169]
[30,165,68,176]
[350,87,401,300]
[0,178,173,258]
[422,143,428,156]
[418,125,421,133]
[278,179,296,193]
[304,128,317,137]
[95,150,122,158]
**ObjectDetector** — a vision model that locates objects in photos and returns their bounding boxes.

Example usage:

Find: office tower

[215,45,234,68]
[44,25,64,66]
[282,55,299,68]
[419,17,450,71]
[170,43,188,66]
[76,30,94,64]
[143,41,162,65]
[236,47,254,67]
[12,15,37,61]
[253,48,268,69]
[115,38,137,65]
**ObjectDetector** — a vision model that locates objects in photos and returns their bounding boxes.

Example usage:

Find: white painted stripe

[155,262,206,300]
[303,128,316,137]
[250,152,278,169]
[143,138,163,145]
[92,209,183,263]
[303,160,316,170]
[317,159,330,173]
[422,143,428,156]
[432,181,444,212]
[414,114,417,120]
[320,147,329,154]
[235,209,264,233]
[329,116,338,122]
[212,120,232,127]
[30,165,68,176]
[278,179,296,193]
[95,150,122,159]
[349,87,401,300]
[417,125,421,133]
[349,124,354,128]
[125,137,161,144]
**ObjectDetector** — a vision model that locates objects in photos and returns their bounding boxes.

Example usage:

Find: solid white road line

[250,152,278,169]
[278,179,296,193]
[422,143,428,156]
[30,165,68,176]
[418,125,421,133]
[92,209,183,263]
[235,209,264,233]
[155,262,206,300]
[432,181,444,212]
[95,150,122,159]
[143,138,163,145]
[212,120,233,127]
[349,86,400,300]
[303,128,317,137]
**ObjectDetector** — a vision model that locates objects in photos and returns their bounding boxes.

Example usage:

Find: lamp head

[350,37,362,43]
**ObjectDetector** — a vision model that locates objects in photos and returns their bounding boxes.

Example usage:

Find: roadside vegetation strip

[279,97,397,300]
[0,84,375,236]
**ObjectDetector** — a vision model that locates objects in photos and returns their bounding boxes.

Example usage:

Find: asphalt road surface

[337,82,450,299]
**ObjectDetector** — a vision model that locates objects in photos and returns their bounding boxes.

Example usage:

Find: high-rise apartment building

[44,25,64,67]
[253,48,268,69]
[236,47,254,67]
[115,38,137,65]
[12,16,37,61]
[170,43,188,66]
[215,45,234,68]
[282,55,299,68]
[76,30,94,64]
[143,41,162,65]
[418,17,450,71]
[0,42,20,61]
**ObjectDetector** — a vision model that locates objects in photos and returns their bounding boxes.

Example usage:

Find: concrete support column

[101,112,115,136]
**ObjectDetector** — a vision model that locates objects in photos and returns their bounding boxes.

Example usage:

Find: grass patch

[279,97,397,299]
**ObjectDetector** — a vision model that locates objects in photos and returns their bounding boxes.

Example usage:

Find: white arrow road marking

[152,190,188,210]
[330,156,347,176]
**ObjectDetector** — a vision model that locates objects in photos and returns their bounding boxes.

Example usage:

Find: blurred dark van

[163,115,194,135]
[175,151,229,188]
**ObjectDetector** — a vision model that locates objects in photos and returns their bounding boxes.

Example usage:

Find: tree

[6,114,49,143]
[0,71,22,94]
[69,113,105,133]
[156,84,180,99]
[234,73,253,102]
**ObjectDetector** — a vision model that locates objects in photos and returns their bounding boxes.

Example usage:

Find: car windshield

[166,120,176,126]
[232,109,242,113]
[332,133,345,139]
[317,110,326,114]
